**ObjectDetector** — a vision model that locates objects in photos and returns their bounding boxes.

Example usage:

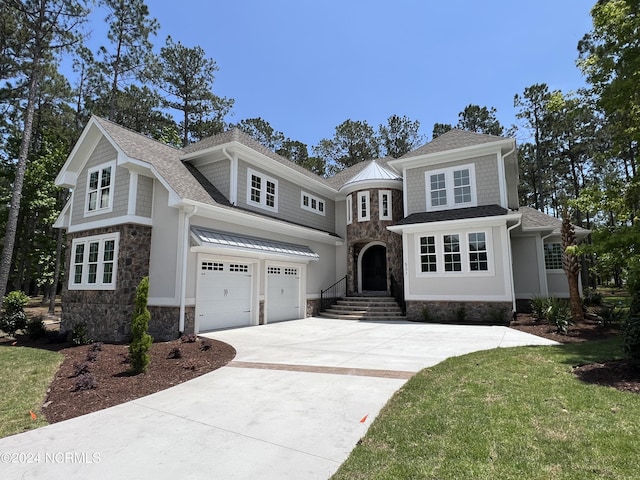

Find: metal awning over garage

[191,226,319,261]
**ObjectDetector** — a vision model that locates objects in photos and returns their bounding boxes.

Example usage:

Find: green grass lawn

[0,345,63,438]
[333,337,640,480]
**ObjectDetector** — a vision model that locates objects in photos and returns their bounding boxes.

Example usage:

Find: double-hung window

[70,233,119,290]
[426,164,476,211]
[86,161,115,215]
[247,168,278,211]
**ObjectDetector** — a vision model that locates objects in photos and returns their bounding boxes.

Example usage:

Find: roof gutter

[179,205,198,333]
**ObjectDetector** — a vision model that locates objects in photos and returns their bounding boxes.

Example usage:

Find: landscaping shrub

[181,334,197,343]
[582,288,603,306]
[89,342,103,352]
[72,372,97,391]
[199,339,212,351]
[71,361,91,377]
[167,347,182,359]
[85,350,98,362]
[597,304,624,328]
[71,322,92,345]
[624,261,640,362]
[25,316,47,339]
[530,296,547,322]
[129,277,153,374]
[544,297,572,334]
[0,290,29,337]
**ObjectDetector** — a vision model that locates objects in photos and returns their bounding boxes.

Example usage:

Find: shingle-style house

[54,116,588,341]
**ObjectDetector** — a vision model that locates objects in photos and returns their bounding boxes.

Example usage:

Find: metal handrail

[320,275,347,312]
[390,273,406,315]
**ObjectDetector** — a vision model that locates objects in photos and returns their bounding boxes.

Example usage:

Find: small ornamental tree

[129,277,153,373]
[0,291,29,337]
[624,259,640,363]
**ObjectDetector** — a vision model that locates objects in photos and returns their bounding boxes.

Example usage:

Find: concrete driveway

[0,318,557,479]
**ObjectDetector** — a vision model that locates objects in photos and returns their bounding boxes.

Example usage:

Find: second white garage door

[197,261,252,331]
[266,266,300,323]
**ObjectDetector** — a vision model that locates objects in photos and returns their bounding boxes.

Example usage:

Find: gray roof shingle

[184,127,334,189]
[95,117,217,206]
[396,205,509,225]
[399,129,508,159]
[519,206,590,235]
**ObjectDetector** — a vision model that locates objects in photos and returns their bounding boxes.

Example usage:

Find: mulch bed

[510,313,640,395]
[1,334,235,423]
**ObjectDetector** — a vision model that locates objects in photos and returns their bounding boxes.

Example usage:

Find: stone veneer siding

[406,301,513,325]
[61,224,167,343]
[346,188,404,296]
[306,298,320,317]
[147,306,195,340]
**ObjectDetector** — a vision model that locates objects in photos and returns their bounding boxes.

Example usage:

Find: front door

[362,245,387,291]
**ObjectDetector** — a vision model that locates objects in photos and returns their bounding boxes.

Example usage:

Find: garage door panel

[267,266,300,323]
[197,261,252,331]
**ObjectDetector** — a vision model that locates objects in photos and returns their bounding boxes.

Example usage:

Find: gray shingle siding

[405,154,501,215]
[237,160,335,231]
[136,175,154,217]
[197,160,230,199]
[71,137,129,225]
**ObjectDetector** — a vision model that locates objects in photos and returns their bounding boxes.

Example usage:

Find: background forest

[0,0,638,303]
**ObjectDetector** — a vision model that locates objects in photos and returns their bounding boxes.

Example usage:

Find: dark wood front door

[362,245,387,291]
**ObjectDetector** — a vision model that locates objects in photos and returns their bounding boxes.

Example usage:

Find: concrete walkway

[0,318,557,479]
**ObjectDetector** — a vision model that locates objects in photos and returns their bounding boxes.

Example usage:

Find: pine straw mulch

[0,334,235,423]
[510,313,640,395]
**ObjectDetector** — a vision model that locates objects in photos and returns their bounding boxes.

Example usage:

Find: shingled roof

[519,206,590,236]
[184,127,334,189]
[395,205,509,225]
[399,129,509,159]
[95,117,218,206]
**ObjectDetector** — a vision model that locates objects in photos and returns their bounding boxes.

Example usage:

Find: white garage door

[197,261,252,331]
[267,266,300,323]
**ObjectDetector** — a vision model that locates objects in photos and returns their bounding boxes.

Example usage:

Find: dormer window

[247,168,278,212]
[85,161,115,215]
[426,164,477,211]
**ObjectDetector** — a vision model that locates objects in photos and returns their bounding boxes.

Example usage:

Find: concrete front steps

[319,295,406,321]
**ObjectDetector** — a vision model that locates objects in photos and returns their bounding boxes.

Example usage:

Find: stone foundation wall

[306,298,321,317]
[61,224,152,343]
[406,301,513,325]
[147,306,195,340]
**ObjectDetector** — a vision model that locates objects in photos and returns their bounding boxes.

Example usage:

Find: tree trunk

[49,224,64,315]
[0,4,44,298]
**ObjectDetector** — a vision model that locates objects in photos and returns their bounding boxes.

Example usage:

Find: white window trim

[415,229,494,277]
[84,160,116,217]
[379,190,392,221]
[425,163,477,211]
[346,194,353,225]
[357,191,370,222]
[69,232,120,290]
[300,191,326,216]
[247,168,278,212]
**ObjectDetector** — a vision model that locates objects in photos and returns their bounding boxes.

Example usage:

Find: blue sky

[84,1,595,149]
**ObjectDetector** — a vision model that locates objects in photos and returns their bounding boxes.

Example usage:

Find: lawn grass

[332,337,640,480]
[0,345,63,438]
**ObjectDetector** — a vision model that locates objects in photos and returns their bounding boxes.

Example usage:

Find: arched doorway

[360,243,387,292]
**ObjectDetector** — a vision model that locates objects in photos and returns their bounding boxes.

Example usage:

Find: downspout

[507,215,522,314]
[179,205,198,333]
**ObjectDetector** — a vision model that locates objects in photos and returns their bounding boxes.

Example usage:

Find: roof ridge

[92,115,182,152]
